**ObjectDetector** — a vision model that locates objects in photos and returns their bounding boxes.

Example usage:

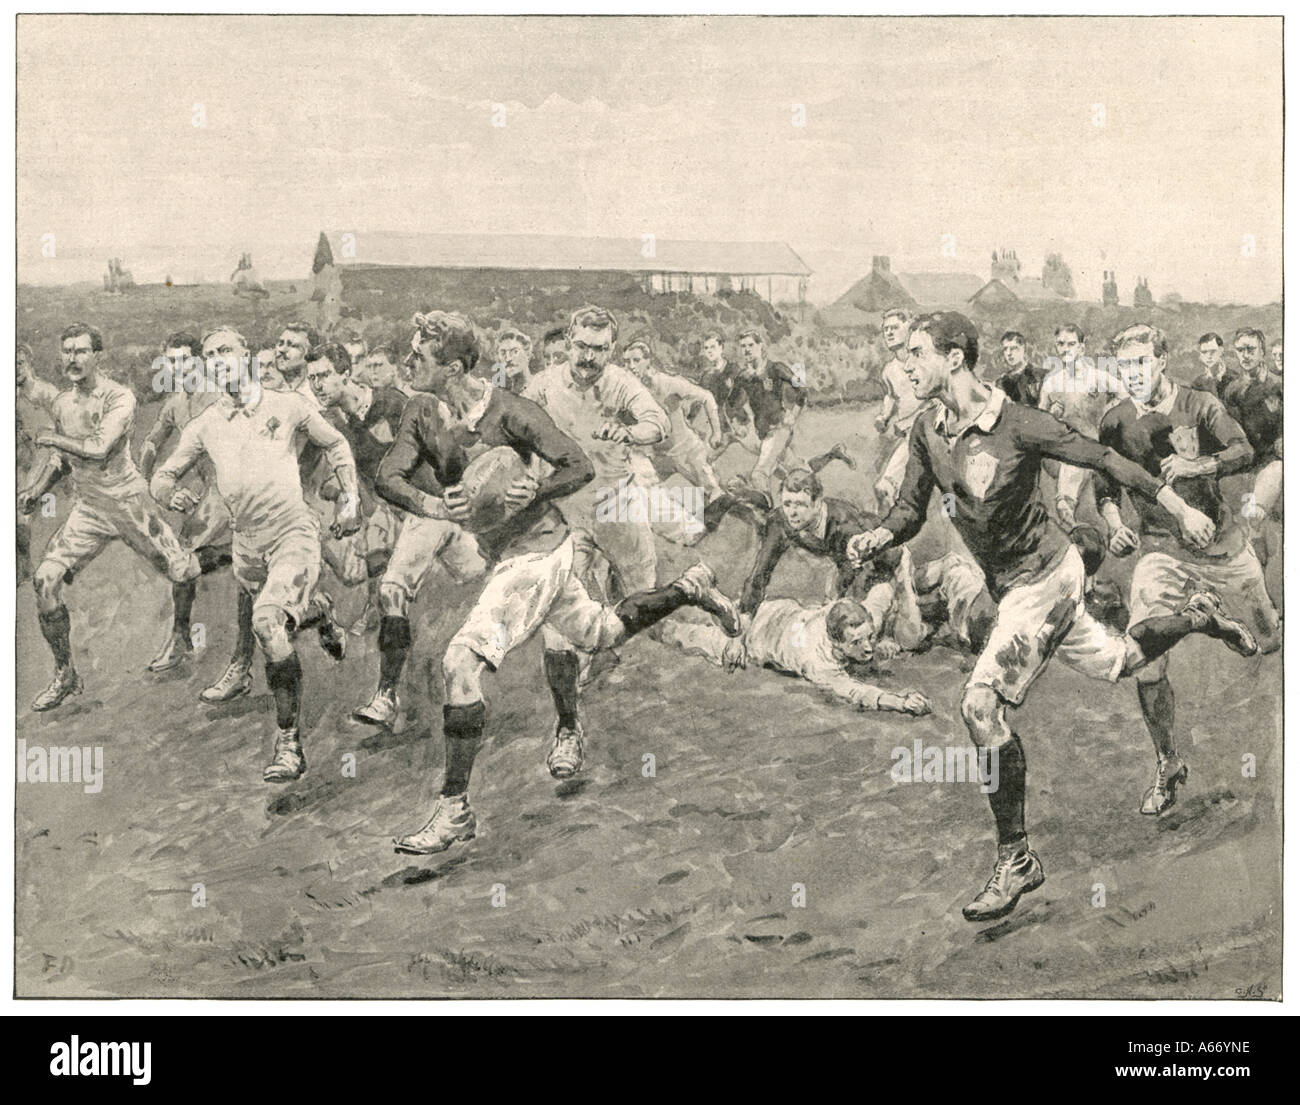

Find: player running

[16,341,54,587]
[138,331,236,672]
[1223,328,1283,560]
[874,308,931,511]
[381,311,742,856]
[150,325,359,782]
[1098,323,1276,816]
[18,323,201,711]
[847,312,1259,923]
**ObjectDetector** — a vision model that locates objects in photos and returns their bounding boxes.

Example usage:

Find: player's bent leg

[252,603,307,783]
[31,558,83,711]
[542,646,585,780]
[1134,659,1188,816]
[201,590,256,704]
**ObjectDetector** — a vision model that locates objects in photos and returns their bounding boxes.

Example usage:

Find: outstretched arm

[37,387,135,462]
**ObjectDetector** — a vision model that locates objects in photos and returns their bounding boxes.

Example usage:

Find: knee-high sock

[544,649,581,730]
[614,583,691,638]
[365,550,391,579]
[1129,613,1199,663]
[171,578,196,639]
[987,735,1027,847]
[442,701,486,796]
[1137,677,1176,759]
[377,615,411,692]
[233,591,256,667]
[38,605,73,670]
[265,653,302,731]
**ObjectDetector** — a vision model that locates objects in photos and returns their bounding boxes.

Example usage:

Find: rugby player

[380,311,742,855]
[1223,328,1283,561]
[847,311,1257,922]
[1098,323,1275,815]
[16,341,53,587]
[994,331,1045,408]
[874,308,930,510]
[138,331,235,672]
[18,323,201,711]
[492,328,533,394]
[150,325,359,782]
[1188,332,1234,400]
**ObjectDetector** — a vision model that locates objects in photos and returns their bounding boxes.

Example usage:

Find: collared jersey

[1224,371,1283,464]
[45,376,146,503]
[884,387,1165,599]
[154,388,353,536]
[1097,382,1252,562]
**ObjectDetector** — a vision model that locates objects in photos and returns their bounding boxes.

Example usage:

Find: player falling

[149,326,359,782]
[847,312,1259,922]
[1099,324,1278,814]
[378,310,742,857]
[18,324,202,711]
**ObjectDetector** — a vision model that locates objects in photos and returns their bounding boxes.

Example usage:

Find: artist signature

[1234,980,1267,999]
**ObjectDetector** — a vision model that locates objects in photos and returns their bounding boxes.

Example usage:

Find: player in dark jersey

[1223,328,1282,559]
[994,331,1045,407]
[379,311,742,857]
[847,312,1258,923]
[1098,323,1276,817]
[739,467,901,617]
[304,342,411,635]
[1188,332,1235,400]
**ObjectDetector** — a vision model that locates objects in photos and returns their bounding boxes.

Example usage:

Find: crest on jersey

[1265,395,1281,414]
[1170,425,1200,459]
[261,416,281,439]
[963,450,999,499]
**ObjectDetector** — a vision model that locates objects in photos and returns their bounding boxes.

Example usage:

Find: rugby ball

[458,445,532,532]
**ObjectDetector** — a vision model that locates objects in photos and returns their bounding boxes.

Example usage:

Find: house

[823,255,984,328]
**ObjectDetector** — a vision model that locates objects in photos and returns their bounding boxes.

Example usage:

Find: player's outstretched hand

[1108,523,1139,556]
[17,490,37,516]
[722,635,747,672]
[169,488,201,514]
[901,692,931,716]
[504,474,539,509]
[331,498,362,539]
[443,484,472,524]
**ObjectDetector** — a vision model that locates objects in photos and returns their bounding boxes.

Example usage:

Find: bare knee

[252,606,293,661]
[961,684,1009,747]
[379,581,408,617]
[33,561,65,610]
[442,643,484,705]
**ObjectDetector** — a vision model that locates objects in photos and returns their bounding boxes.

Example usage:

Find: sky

[16,15,1283,304]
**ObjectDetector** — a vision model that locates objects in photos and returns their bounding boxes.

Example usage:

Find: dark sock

[544,649,581,730]
[1137,678,1176,759]
[295,598,327,631]
[1129,614,1195,662]
[197,544,233,575]
[807,450,837,474]
[377,615,411,692]
[702,493,736,534]
[171,578,196,639]
[38,605,73,669]
[987,735,1027,847]
[265,653,302,731]
[233,591,256,666]
[441,702,486,796]
[365,550,391,579]
[614,582,691,638]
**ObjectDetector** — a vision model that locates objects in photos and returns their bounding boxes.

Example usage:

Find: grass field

[14,386,1283,999]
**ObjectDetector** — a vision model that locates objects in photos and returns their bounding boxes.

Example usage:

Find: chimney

[873,255,890,273]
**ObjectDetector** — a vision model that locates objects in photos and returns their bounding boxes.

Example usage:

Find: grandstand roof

[329,232,811,277]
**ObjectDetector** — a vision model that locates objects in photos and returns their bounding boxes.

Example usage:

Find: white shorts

[43,491,200,584]
[878,435,909,496]
[1128,545,1280,654]
[969,544,1127,705]
[448,534,624,669]
[382,513,488,599]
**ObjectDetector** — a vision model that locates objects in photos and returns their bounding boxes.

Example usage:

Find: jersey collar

[934,385,1008,439]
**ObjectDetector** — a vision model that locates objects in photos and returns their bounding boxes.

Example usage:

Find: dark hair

[1054,323,1085,343]
[1000,330,1026,347]
[911,311,979,370]
[542,326,567,347]
[780,467,823,500]
[60,322,104,352]
[306,341,352,375]
[1198,332,1224,348]
[568,305,619,343]
[162,331,201,357]
[416,310,482,373]
[826,599,869,643]
[1234,328,1266,350]
[700,329,726,345]
[737,327,764,345]
[280,321,320,348]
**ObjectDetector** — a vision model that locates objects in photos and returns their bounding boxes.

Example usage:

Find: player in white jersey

[523,306,670,599]
[660,548,932,717]
[18,323,201,711]
[622,340,726,513]
[150,326,360,783]
[16,341,54,587]
[874,307,932,511]
[1037,324,1125,529]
